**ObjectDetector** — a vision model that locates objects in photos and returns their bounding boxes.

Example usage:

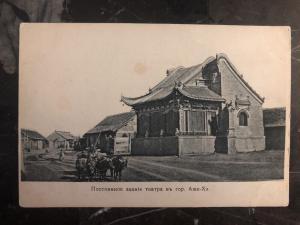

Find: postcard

[19,23,290,207]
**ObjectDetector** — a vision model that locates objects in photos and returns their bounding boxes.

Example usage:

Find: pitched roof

[122,54,262,106]
[263,107,286,127]
[121,57,223,106]
[85,111,136,135]
[55,131,75,140]
[21,129,47,140]
[151,56,215,91]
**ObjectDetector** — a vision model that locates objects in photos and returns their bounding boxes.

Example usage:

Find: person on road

[59,148,64,161]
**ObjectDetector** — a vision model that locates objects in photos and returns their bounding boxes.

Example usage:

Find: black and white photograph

[19,24,290,207]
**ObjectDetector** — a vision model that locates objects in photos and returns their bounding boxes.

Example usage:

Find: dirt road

[22,151,284,182]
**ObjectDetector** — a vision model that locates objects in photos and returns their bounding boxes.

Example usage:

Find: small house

[47,130,76,150]
[84,112,136,155]
[263,107,286,150]
[21,129,48,151]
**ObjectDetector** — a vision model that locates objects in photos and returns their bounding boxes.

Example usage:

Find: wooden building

[21,129,48,151]
[47,130,76,150]
[122,53,266,155]
[84,112,136,155]
[263,107,286,150]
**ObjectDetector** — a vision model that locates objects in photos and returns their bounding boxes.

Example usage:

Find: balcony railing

[177,131,208,136]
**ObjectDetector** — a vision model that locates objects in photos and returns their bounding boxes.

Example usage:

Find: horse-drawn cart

[75,151,127,181]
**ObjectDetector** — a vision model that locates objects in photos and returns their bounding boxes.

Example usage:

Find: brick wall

[131,136,216,155]
[217,57,265,152]
[265,126,285,150]
[131,136,178,155]
[178,136,215,154]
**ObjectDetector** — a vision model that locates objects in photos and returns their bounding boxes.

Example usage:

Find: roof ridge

[85,111,136,135]
[105,111,135,117]
[22,128,39,133]
[150,66,185,91]
[96,111,135,126]
[180,56,215,84]
[54,130,75,140]
[55,130,71,133]
[21,129,47,140]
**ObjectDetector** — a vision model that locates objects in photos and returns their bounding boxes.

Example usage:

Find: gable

[216,54,264,105]
[56,131,75,140]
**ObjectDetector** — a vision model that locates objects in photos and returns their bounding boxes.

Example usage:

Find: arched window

[239,111,248,126]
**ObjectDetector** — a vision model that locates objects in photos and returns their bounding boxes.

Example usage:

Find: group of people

[75,147,128,181]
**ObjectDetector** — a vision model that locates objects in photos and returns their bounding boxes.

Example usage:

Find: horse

[94,157,112,180]
[75,152,96,181]
[75,157,88,180]
[112,156,128,181]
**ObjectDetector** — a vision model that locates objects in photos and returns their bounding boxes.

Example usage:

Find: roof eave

[121,96,136,106]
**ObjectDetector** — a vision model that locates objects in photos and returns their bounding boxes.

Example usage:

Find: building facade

[47,130,76,150]
[263,107,286,150]
[122,53,265,155]
[84,112,136,155]
[21,129,48,151]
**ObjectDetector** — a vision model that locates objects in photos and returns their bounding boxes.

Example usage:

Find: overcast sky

[19,24,290,137]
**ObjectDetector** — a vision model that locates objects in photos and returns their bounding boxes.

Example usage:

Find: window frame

[238,110,249,127]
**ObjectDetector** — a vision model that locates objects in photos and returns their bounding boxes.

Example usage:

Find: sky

[19,24,290,137]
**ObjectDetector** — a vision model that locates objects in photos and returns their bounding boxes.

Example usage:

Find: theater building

[121,53,265,155]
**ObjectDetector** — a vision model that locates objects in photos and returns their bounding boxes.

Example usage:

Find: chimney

[166,69,171,76]
[166,66,184,76]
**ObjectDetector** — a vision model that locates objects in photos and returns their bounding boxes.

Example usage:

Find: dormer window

[212,72,218,83]
[195,79,206,87]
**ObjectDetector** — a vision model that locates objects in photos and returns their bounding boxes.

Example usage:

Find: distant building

[21,129,48,151]
[47,130,76,149]
[84,112,136,155]
[122,53,265,155]
[263,107,286,150]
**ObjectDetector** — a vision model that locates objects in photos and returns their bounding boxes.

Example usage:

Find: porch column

[227,108,237,154]
[178,109,185,134]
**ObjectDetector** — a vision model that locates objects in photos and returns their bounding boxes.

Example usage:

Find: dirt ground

[22,150,284,182]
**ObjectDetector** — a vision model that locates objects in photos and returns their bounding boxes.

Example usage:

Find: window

[183,110,206,133]
[239,111,248,126]
[189,110,206,132]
